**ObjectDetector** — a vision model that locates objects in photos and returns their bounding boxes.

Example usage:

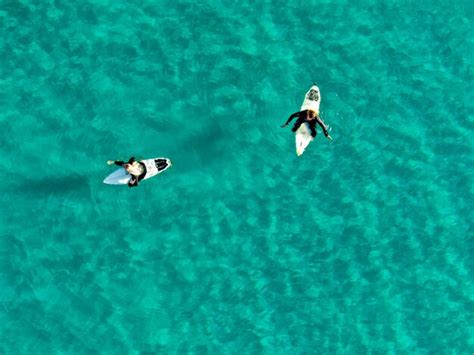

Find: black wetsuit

[114,157,146,187]
[283,110,329,138]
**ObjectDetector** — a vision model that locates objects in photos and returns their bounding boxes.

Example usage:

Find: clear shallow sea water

[1,0,473,353]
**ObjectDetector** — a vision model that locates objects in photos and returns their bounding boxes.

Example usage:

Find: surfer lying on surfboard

[106,157,146,187]
[281,109,332,140]
[104,157,171,186]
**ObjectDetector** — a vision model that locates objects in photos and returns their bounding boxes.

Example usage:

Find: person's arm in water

[128,177,139,187]
[128,176,138,187]
[128,169,145,188]
[308,121,317,138]
[112,157,136,166]
[281,112,302,127]
[315,115,332,140]
[112,157,137,168]
[128,172,145,187]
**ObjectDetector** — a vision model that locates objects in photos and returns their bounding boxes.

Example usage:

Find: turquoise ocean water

[1,0,473,353]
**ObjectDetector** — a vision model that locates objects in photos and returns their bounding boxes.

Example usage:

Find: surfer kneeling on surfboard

[107,157,146,187]
[281,109,332,140]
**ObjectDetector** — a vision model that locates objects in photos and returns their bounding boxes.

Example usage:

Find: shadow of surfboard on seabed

[12,174,90,196]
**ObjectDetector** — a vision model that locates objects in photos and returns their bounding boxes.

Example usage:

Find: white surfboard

[296,85,321,156]
[103,158,172,185]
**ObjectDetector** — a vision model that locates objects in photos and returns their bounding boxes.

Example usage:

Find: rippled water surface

[1,0,473,353]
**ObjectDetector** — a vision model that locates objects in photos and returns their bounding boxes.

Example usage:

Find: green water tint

[0,1,473,353]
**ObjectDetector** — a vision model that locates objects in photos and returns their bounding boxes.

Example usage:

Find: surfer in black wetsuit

[107,157,146,187]
[281,109,332,140]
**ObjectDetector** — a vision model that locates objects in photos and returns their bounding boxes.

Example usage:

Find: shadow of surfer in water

[16,174,90,196]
